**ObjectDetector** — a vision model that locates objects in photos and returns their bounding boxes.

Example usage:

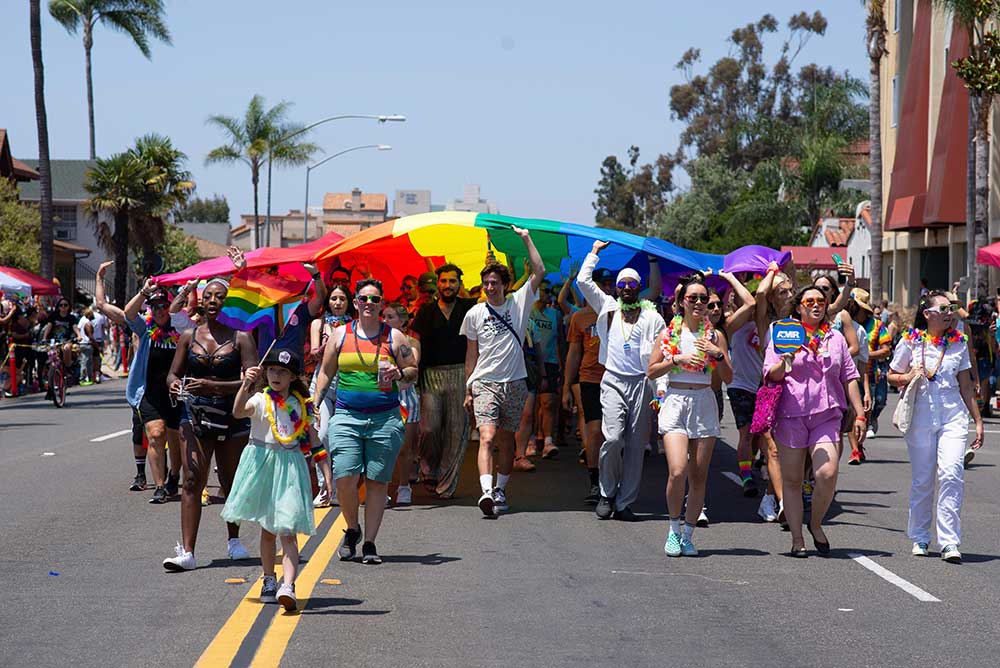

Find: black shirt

[410,298,477,370]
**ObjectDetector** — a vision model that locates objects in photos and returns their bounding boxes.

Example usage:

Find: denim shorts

[328,407,404,483]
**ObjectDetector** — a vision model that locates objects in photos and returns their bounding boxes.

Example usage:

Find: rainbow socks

[738,460,752,482]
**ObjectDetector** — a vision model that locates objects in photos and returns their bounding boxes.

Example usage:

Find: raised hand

[227,246,247,271]
[591,240,611,254]
[97,261,114,278]
[511,225,531,240]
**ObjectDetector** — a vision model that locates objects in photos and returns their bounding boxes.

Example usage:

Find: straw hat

[850,288,874,313]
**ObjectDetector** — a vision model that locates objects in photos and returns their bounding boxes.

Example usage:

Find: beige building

[879,0,1000,305]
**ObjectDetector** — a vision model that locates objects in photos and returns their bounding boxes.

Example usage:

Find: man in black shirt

[410,264,477,497]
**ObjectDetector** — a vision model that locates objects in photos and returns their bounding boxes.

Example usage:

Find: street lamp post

[262,114,405,248]
[302,144,392,244]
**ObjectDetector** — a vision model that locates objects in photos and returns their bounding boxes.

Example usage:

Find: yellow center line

[194,506,340,668]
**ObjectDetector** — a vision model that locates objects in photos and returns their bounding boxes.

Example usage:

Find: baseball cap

[262,347,302,375]
[593,268,614,283]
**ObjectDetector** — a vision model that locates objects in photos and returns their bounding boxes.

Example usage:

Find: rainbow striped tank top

[336,321,399,413]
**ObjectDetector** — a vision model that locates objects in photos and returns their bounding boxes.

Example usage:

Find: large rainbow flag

[216,270,310,338]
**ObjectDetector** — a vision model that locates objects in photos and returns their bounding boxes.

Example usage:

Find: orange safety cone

[7,342,17,398]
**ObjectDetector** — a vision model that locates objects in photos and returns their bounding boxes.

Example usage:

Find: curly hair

[480,263,512,288]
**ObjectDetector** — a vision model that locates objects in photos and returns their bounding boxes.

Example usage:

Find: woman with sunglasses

[314,279,418,563]
[164,277,258,571]
[42,297,79,378]
[764,286,865,557]
[649,272,732,556]
[886,291,984,563]
[813,263,855,315]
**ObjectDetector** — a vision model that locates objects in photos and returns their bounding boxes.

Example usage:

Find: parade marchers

[1,236,993,611]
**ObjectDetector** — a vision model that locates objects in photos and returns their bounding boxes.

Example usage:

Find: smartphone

[831,253,844,266]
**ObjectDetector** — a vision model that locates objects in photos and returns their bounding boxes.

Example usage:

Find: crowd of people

[1,236,994,608]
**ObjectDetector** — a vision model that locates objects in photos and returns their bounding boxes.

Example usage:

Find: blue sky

[2,0,867,227]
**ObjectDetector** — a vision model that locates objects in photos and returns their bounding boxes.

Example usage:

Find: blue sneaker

[941,544,962,563]
[664,530,682,557]
[680,535,699,557]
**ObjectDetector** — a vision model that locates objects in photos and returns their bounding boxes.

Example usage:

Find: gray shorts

[471,379,529,432]
[658,386,721,439]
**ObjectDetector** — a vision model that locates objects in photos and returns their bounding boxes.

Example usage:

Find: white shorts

[658,386,721,439]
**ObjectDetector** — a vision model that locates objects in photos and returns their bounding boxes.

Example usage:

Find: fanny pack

[188,397,232,442]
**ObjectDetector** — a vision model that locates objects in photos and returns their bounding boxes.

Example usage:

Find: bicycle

[37,341,73,408]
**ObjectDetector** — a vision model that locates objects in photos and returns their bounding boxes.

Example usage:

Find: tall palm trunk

[869,54,884,301]
[974,96,992,300]
[967,97,977,300]
[251,164,260,249]
[31,0,54,281]
[83,17,96,160]
[112,208,129,307]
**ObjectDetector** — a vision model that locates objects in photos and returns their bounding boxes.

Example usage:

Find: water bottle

[377,356,393,391]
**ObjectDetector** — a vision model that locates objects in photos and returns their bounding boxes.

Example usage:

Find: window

[891,75,900,127]
[52,205,78,241]
[894,0,900,33]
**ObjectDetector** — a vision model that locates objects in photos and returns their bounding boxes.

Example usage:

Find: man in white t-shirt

[461,226,545,517]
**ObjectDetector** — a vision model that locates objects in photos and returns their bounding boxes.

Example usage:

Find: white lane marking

[838,608,854,612]
[90,429,131,443]
[41,452,55,457]
[847,553,941,602]
[611,570,750,585]
[721,471,743,487]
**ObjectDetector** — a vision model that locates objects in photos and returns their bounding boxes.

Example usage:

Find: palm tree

[30,0,55,281]
[205,95,320,248]
[49,0,171,160]
[865,0,888,302]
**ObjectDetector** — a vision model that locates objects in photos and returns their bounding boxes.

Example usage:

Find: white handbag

[892,372,926,434]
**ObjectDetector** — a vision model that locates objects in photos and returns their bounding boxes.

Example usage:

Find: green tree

[49,0,171,160]
[175,194,229,223]
[31,0,55,280]
[134,224,200,276]
[205,95,319,248]
[593,147,676,231]
[0,179,41,272]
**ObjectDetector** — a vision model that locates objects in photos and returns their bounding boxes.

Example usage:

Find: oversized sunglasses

[617,280,640,289]
[685,294,710,304]
[926,304,958,314]
[357,295,383,304]
[801,297,827,308]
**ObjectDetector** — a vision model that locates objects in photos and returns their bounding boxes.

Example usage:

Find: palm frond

[100,3,172,58]
[48,0,84,33]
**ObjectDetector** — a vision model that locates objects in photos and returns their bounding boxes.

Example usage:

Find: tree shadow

[377,553,461,566]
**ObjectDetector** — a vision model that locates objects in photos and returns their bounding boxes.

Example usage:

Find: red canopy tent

[0,265,60,295]
[977,241,1000,269]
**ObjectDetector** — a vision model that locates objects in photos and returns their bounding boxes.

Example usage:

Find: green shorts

[328,407,404,483]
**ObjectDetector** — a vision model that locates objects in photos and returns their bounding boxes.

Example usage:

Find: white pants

[904,399,968,548]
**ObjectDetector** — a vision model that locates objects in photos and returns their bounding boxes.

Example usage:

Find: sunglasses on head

[357,295,383,304]
[801,297,827,308]
[617,280,639,289]
[684,294,710,304]
[926,304,958,314]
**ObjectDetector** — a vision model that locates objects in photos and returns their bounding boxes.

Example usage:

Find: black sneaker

[595,496,614,520]
[361,541,383,565]
[584,484,600,506]
[338,527,362,561]
[149,487,167,504]
[613,506,639,522]
[742,477,759,498]
[129,474,147,491]
[165,472,180,496]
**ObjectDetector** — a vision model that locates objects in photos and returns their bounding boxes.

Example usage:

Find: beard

[439,291,457,304]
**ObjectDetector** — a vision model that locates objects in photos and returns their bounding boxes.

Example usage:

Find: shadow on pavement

[378,553,461,566]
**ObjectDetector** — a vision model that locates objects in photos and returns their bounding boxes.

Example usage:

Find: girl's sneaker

[664,530,682,557]
[680,535,699,557]
[362,541,383,565]
[277,583,297,611]
[163,543,196,571]
[396,485,412,506]
[260,575,278,603]
[228,538,250,560]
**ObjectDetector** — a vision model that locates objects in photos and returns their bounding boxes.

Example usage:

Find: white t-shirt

[729,320,763,393]
[246,391,308,449]
[77,316,93,344]
[91,311,108,343]
[461,282,539,386]
[605,310,647,377]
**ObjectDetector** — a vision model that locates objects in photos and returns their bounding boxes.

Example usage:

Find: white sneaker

[941,544,962,563]
[493,487,509,512]
[276,582,297,611]
[478,490,495,517]
[396,485,412,506]
[696,507,709,527]
[163,543,196,571]
[865,429,875,440]
[228,538,251,560]
[757,493,778,522]
[911,542,929,557]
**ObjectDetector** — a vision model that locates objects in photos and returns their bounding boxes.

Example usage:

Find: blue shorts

[328,407,404,483]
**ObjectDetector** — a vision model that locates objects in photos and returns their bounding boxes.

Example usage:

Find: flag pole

[258,277,315,363]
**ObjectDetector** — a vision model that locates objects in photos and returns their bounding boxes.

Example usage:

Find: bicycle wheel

[49,364,65,408]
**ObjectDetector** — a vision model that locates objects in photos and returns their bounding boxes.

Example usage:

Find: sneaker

[697,508,709,528]
[163,543,196,571]
[338,527,362,560]
[80,380,94,387]
[941,545,962,563]
[478,491,496,518]
[680,535,699,557]
[865,428,876,440]
[848,450,862,465]
[129,474,147,492]
[911,542,930,557]
[964,447,975,469]
[525,441,539,458]
[595,496,613,520]
[362,541,383,565]
[513,456,536,472]
[541,442,560,459]
[260,575,278,603]
[148,487,167,504]
[228,538,250,560]
[165,472,180,496]
[757,494,778,522]
[613,506,639,522]
[395,485,412,506]
[742,477,759,498]
[584,484,600,505]
[276,583,297,611]
[664,530,682,557]
[313,488,331,508]
[492,488,509,512]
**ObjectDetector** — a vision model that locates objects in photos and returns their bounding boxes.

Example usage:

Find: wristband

[766,266,779,275]
[855,416,867,422]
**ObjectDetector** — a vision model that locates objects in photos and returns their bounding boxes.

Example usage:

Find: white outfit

[890,334,972,548]
[460,281,539,386]
[656,325,719,438]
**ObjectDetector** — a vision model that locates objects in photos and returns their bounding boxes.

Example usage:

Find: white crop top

[667,327,714,386]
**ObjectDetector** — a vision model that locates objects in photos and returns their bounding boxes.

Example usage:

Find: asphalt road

[3,380,1000,668]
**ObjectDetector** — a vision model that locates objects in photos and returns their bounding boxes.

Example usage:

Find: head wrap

[615,268,641,285]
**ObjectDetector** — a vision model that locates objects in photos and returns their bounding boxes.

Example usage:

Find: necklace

[352,320,384,369]
[619,298,655,312]
[144,312,178,347]
[904,328,966,381]
[264,387,312,449]
[661,315,717,374]
[802,321,830,355]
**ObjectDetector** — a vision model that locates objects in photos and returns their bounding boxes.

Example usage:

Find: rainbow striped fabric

[215,270,309,337]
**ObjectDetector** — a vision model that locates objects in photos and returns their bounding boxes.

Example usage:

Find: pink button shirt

[763,328,859,418]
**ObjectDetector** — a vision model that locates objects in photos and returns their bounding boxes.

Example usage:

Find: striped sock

[135,457,146,476]
[738,460,752,481]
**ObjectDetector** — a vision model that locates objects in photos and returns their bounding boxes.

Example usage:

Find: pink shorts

[773,407,843,449]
